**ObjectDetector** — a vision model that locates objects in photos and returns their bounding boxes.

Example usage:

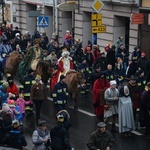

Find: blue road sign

[38,16,49,28]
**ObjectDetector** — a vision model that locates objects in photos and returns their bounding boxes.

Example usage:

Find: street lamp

[0,0,5,23]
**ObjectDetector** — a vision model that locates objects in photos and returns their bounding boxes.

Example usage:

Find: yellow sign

[92,26,106,33]
[92,0,104,13]
[91,14,102,27]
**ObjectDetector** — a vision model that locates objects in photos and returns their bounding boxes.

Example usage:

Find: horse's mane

[66,69,77,75]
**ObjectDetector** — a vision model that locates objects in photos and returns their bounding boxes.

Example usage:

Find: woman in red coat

[92,72,110,121]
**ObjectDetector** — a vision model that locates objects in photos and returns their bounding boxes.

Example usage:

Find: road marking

[108,122,143,136]
[47,97,96,117]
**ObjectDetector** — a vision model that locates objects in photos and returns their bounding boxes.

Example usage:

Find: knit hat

[110,80,117,86]
[2,103,11,112]
[97,122,106,128]
[60,75,65,81]
[33,38,40,45]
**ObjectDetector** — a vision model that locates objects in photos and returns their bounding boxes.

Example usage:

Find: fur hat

[61,51,70,57]
[15,33,20,37]
[33,38,41,45]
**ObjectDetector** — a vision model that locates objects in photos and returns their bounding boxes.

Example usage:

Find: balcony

[102,0,139,6]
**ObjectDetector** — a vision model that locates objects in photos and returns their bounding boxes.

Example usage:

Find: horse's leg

[72,92,78,110]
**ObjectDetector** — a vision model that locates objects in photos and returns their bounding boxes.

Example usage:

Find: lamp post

[0,0,5,23]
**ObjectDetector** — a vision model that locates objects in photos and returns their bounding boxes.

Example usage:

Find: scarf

[36,127,49,138]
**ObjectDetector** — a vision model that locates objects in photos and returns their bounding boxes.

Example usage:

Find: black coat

[106,50,116,70]
[127,61,138,78]
[3,130,27,150]
[50,122,71,150]
[0,112,12,144]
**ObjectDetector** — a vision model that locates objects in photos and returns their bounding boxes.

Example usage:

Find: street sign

[131,13,144,24]
[57,2,78,11]
[38,16,49,28]
[92,0,104,13]
[92,26,106,33]
[28,10,41,17]
[92,14,102,27]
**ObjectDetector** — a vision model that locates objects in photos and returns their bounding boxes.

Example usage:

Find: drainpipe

[53,0,55,33]
[55,0,58,35]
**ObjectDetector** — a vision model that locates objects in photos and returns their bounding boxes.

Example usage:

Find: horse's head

[76,71,85,85]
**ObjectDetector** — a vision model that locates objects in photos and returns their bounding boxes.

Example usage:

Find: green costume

[18,46,43,80]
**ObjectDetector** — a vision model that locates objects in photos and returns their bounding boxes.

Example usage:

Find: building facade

[2,0,150,56]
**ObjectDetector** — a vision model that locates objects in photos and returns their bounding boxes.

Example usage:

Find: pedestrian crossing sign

[38,16,49,28]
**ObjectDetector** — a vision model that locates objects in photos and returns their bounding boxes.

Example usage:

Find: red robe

[92,78,110,118]
[50,58,74,91]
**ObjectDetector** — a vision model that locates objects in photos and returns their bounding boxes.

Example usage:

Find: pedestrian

[104,64,115,81]
[32,120,51,150]
[52,75,69,112]
[7,74,19,98]
[3,119,27,150]
[104,80,119,132]
[30,75,47,124]
[141,82,150,139]
[93,72,110,121]
[87,122,114,150]
[50,114,72,150]
[118,85,135,137]
[0,103,12,144]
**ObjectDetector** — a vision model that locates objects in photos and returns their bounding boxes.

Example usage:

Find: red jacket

[7,83,19,96]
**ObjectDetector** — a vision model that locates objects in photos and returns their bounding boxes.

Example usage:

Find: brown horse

[65,70,85,109]
[4,51,24,77]
[36,60,52,85]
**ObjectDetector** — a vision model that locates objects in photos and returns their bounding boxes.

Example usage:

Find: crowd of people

[0,22,150,149]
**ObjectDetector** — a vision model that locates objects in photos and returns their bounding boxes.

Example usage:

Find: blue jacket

[52,82,69,104]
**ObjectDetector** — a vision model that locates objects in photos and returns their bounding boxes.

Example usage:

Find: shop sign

[131,13,144,24]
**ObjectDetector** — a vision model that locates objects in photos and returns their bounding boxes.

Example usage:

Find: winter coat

[126,61,138,78]
[87,129,114,150]
[3,130,27,150]
[50,122,71,150]
[93,57,108,71]
[30,83,47,101]
[7,83,19,96]
[0,112,12,144]
[52,82,69,105]
[136,76,147,92]
[106,50,116,70]
[0,85,8,107]
[137,57,148,72]
[141,90,150,108]
[16,98,31,114]
[77,63,91,81]
[32,127,50,150]
[104,70,115,81]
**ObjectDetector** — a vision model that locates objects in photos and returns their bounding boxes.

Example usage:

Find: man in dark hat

[93,50,108,71]
[77,57,91,83]
[127,75,141,126]
[87,122,114,150]
[52,75,69,112]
